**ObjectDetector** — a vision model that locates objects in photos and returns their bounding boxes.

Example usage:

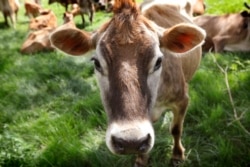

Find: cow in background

[93,0,114,12]
[193,10,250,52]
[20,27,55,54]
[0,0,19,28]
[21,10,76,54]
[24,0,42,18]
[29,9,57,30]
[34,0,41,5]
[140,0,205,18]
[69,0,95,27]
[60,11,76,28]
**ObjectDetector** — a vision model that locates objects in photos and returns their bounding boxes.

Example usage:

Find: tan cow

[24,0,42,18]
[193,10,250,52]
[20,27,55,54]
[29,9,57,30]
[0,0,19,28]
[50,0,205,166]
[56,11,76,30]
[21,11,75,54]
[140,0,205,18]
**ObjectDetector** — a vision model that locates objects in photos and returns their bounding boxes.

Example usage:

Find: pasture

[0,0,249,167]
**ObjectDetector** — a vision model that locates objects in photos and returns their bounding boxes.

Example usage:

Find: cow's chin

[106,120,155,155]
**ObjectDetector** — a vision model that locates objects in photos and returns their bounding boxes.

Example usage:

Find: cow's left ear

[160,23,206,53]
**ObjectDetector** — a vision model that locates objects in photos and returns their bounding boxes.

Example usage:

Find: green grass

[0,0,250,167]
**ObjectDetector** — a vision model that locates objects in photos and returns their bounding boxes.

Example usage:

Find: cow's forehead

[97,16,159,65]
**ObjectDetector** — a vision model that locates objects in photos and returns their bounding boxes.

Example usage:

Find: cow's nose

[111,133,151,154]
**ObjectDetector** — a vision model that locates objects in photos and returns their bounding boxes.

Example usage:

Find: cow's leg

[89,5,94,24]
[212,36,230,52]
[3,13,9,26]
[65,3,68,11]
[81,13,85,27]
[10,13,16,28]
[15,10,18,22]
[170,95,189,166]
[134,154,149,167]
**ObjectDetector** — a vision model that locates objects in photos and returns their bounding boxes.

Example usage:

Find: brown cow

[0,0,19,28]
[29,9,57,30]
[20,27,55,54]
[24,0,42,18]
[50,0,205,166]
[193,10,250,52]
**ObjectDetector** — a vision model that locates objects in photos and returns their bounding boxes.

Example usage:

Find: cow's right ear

[50,28,94,56]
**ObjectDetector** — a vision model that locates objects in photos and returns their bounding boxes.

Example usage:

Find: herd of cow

[0,0,250,166]
[0,0,249,54]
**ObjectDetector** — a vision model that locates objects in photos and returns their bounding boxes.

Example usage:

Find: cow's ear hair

[50,28,93,56]
[160,23,206,53]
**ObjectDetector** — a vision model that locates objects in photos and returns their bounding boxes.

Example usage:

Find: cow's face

[50,1,205,155]
[29,18,48,30]
[92,17,163,155]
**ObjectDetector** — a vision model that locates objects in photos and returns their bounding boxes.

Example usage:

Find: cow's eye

[91,58,102,72]
[154,57,162,71]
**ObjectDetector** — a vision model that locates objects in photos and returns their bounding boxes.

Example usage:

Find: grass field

[0,0,249,167]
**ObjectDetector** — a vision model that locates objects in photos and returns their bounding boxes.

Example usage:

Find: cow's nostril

[111,136,125,152]
[139,134,151,152]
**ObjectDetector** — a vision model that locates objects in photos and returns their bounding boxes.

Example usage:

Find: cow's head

[50,0,205,155]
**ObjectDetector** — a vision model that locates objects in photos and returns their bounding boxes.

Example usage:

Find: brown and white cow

[50,0,205,166]
[29,9,57,30]
[193,10,250,52]
[0,0,19,28]
[24,0,42,18]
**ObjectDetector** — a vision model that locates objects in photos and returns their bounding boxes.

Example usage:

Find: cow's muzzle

[106,120,155,155]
